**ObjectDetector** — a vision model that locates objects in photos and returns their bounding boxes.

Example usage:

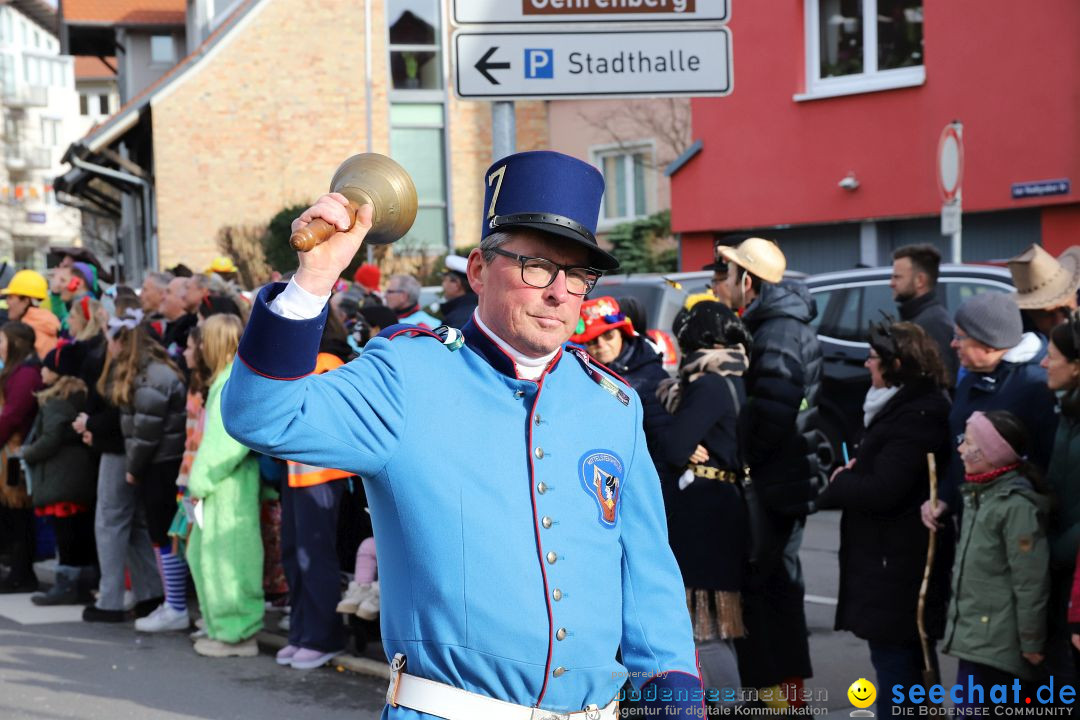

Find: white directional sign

[453,0,729,25]
[454,29,732,99]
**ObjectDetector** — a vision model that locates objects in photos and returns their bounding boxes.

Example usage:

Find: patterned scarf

[656,346,749,414]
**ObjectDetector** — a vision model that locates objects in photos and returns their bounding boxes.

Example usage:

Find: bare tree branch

[577,98,693,169]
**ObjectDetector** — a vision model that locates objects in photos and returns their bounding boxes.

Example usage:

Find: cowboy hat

[715,237,786,284]
[1007,244,1080,310]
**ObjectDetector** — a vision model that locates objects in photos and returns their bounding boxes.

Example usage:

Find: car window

[592,284,671,330]
[808,289,835,330]
[862,284,897,334]
[828,288,863,341]
[942,280,1009,313]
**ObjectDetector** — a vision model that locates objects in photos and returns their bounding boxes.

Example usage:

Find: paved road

[0,510,953,719]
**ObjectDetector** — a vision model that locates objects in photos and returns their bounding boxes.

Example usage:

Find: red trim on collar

[469,317,524,381]
[566,346,632,388]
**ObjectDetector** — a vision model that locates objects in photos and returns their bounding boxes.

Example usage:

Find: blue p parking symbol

[525,49,554,79]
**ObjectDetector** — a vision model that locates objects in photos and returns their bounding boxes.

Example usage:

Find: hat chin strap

[489,212,596,244]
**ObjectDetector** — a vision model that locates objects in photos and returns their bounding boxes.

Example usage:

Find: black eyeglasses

[489,247,601,297]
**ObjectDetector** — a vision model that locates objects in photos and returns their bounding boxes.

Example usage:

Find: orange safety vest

[287,352,352,488]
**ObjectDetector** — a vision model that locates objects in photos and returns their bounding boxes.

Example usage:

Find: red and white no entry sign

[937,122,964,202]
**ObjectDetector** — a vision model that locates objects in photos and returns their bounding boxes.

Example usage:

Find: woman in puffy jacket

[103,310,187,626]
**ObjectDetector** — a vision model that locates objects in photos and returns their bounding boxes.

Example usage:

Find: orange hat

[570,296,635,344]
[353,263,381,292]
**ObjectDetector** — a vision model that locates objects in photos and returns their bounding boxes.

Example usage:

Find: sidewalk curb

[256,631,390,680]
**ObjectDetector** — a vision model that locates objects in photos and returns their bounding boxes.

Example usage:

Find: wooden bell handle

[289,202,361,252]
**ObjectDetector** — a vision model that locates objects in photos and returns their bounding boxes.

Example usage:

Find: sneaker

[289,647,337,670]
[82,605,127,623]
[189,628,208,641]
[133,597,165,619]
[193,636,259,658]
[277,615,290,632]
[336,581,372,614]
[135,603,190,633]
[355,581,380,620]
[276,644,300,666]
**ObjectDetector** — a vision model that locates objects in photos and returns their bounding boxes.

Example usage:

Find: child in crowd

[25,345,97,605]
[107,310,187,628]
[943,410,1050,701]
[186,314,264,658]
[337,536,378,620]
[79,307,161,622]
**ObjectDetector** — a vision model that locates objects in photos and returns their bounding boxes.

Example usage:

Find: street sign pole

[492,100,515,162]
[937,121,964,263]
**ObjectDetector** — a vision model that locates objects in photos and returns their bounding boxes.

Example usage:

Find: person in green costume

[187,313,264,657]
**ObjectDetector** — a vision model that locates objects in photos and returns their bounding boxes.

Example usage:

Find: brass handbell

[290,153,419,252]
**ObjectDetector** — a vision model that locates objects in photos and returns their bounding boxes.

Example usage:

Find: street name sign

[1012,178,1070,199]
[453,0,729,25]
[454,29,732,99]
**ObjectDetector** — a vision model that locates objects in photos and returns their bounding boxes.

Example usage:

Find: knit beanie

[353,263,381,293]
[42,342,84,377]
[954,292,1022,349]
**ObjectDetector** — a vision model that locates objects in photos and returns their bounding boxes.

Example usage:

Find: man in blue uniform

[222,151,703,719]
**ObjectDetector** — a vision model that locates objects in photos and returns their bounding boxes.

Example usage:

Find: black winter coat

[119,360,187,477]
[898,291,958,387]
[654,372,748,590]
[440,293,478,329]
[817,382,953,644]
[741,282,823,515]
[160,313,197,374]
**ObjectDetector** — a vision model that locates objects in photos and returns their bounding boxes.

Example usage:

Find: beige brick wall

[445,99,549,252]
[153,0,391,273]
[152,0,552,270]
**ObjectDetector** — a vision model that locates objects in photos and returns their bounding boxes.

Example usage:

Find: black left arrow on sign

[475,47,510,85]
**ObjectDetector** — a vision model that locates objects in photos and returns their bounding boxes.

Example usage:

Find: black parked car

[805,264,1014,462]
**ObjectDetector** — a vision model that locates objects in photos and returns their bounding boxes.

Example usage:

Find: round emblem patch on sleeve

[579,451,625,529]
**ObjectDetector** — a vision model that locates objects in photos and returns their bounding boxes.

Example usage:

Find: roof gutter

[84,108,140,154]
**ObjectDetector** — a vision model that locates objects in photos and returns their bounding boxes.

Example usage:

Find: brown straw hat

[715,237,787,284]
[1007,244,1080,310]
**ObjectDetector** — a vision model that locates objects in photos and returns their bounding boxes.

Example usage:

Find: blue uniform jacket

[222,284,703,718]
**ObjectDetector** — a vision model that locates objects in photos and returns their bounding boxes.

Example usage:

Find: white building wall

[0,5,82,270]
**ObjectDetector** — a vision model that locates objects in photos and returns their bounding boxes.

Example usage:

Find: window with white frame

[150,35,175,65]
[40,117,60,147]
[802,0,924,100]
[593,145,654,225]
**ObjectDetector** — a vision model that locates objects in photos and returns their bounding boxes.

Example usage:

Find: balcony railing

[3,84,48,108]
[5,144,52,172]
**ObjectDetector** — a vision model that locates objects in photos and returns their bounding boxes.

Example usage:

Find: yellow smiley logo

[847,678,876,709]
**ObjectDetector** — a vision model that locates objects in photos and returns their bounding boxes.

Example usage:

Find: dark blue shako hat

[481,150,619,271]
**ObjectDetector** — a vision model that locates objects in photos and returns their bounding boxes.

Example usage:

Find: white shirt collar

[473,311,558,381]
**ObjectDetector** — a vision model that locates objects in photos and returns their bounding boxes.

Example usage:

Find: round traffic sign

[937,124,964,202]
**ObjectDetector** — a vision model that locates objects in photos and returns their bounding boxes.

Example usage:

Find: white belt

[386,654,618,720]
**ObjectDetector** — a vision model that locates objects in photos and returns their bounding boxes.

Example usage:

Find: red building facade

[671,0,1080,274]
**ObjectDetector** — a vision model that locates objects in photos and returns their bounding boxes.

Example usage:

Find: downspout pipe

[67,154,156,277]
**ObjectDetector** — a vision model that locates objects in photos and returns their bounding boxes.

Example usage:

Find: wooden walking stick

[917,453,941,685]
